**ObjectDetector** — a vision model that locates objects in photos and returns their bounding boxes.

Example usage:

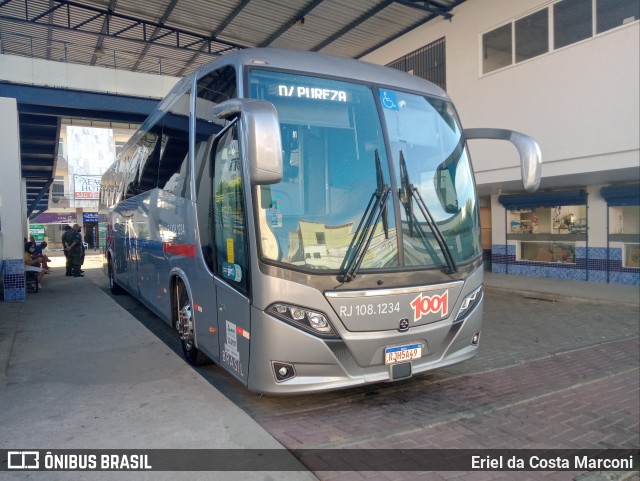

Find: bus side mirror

[213,99,283,185]
[464,128,541,193]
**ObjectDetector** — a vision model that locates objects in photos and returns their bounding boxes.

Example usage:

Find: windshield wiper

[338,150,390,283]
[399,151,458,274]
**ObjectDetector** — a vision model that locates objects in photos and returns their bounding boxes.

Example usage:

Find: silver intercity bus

[100,48,540,394]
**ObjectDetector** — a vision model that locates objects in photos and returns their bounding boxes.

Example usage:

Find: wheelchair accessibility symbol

[380,89,399,110]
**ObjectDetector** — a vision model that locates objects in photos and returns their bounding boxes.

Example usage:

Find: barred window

[387,37,446,90]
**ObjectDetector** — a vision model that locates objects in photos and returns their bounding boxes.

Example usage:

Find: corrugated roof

[0,0,467,77]
[1,0,467,217]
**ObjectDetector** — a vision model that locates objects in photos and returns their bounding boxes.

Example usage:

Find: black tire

[108,262,125,295]
[175,281,211,366]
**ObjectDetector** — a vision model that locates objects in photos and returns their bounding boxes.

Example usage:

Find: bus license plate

[385,343,422,365]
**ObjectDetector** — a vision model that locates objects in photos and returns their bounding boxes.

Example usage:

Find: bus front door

[215,280,251,385]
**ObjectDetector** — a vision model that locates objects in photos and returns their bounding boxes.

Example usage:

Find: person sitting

[24,242,46,289]
[32,240,51,272]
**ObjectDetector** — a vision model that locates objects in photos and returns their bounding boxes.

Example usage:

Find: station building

[364,0,639,285]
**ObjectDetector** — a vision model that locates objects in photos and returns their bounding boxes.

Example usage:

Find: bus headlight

[308,312,328,330]
[268,303,337,337]
[454,286,483,322]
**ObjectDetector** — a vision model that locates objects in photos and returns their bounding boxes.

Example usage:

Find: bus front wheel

[175,281,210,366]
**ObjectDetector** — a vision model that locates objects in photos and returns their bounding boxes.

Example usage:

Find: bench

[25,270,39,293]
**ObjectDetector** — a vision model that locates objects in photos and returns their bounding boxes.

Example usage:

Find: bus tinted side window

[213,124,248,295]
[126,128,162,197]
[195,65,237,271]
[158,90,190,198]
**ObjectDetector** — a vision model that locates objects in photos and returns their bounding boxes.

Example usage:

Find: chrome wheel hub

[177,303,193,343]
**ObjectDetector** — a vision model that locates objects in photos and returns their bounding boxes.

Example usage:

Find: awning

[498,189,588,210]
[600,185,640,206]
[30,212,78,224]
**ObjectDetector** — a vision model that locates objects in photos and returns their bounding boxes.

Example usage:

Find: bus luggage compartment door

[215,280,251,385]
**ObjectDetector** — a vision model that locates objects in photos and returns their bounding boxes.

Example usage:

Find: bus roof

[122,48,450,167]
[201,48,449,99]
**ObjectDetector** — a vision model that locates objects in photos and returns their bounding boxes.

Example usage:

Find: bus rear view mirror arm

[464,128,542,193]
[213,99,283,185]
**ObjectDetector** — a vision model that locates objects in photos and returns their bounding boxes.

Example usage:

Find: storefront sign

[29,224,46,241]
[74,175,102,200]
[83,212,99,222]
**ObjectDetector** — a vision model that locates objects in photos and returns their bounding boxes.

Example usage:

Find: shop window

[609,205,640,235]
[509,205,586,235]
[625,243,640,268]
[521,241,576,263]
[608,205,639,268]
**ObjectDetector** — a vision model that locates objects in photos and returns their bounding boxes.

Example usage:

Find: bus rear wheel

[175,281,210,366]
[108,261,125,295]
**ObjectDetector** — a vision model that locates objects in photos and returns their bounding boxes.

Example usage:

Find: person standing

[64,224,84,277]
[61,225,74,276]
[78,225,86,272]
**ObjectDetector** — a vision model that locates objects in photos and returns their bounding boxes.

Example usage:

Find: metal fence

[387,37,446,91]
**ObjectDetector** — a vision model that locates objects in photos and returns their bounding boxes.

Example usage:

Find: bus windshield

[249,69,480,273]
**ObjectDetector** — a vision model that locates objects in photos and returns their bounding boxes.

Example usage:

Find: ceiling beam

[392,0,453,20]
[357,0,466,58]
[90,0,117,66]
[0,0,249,56]
[310,0,394,52]
[356,12,437,59]
[132,0,179,71]
[46,1,57,60]
[213,0,251,38]
[258,0,325,48]
[175,0,252,77]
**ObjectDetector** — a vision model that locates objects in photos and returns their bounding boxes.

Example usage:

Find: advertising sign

[98,222,108,244]
[74,175,102,200]
[29,224,46,242]
[30,212,77,224]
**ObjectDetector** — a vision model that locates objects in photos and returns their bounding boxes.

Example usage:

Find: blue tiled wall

[491,245,640,285]
[3,259,26,302]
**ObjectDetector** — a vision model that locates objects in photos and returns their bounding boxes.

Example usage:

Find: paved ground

[0,253,315,481]
[209,291,639,481]
[1,252,638,481]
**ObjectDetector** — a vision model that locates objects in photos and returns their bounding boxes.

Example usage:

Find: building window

[554,0,593,49]
[608,204,640,268]
[509,206,587,235]
[387,37,446,90]
[481,0,639,74]
[515,9,549,63]
[482,24,512,74]
[597,0,640,33]
[521,241,576,263]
